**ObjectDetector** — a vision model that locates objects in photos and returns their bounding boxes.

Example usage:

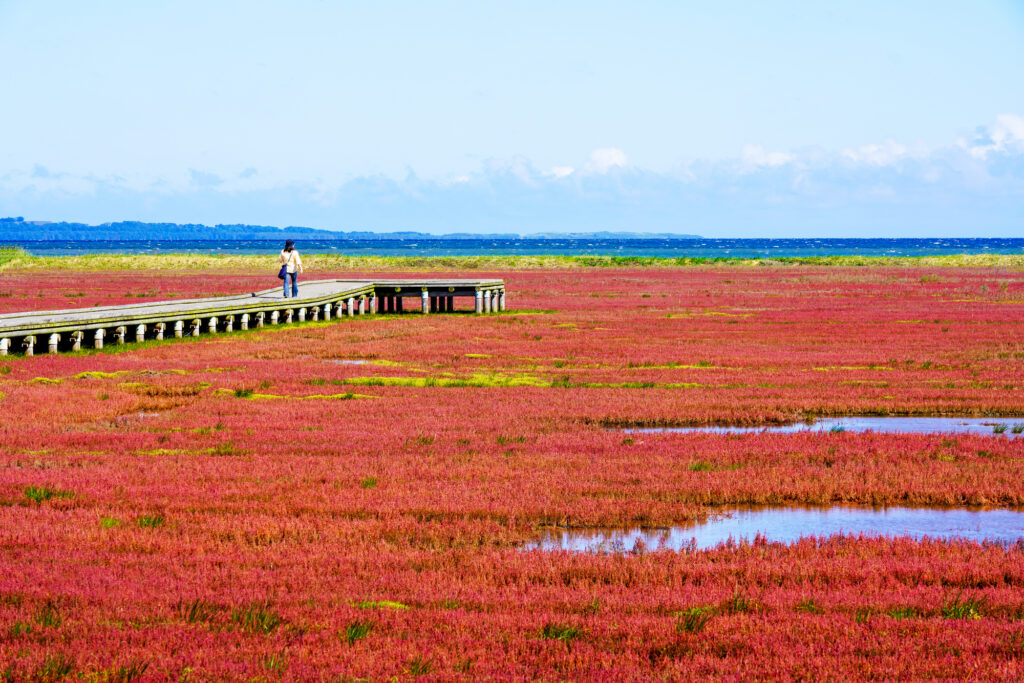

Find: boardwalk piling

[499,289,506,311]
[256,312,264,328]
[359,296,366,315]
[323,303,331,321]
[475,290,483,314]
[240,314,249,330]
[48,333,59,354]
[23,336,34,356]
[370,294,377,313]
[174,321,184,338]
[207,318,217,334]
[484,290,492,314]
[0,338,7,356]
[94,329,104,349]
[225,316,234,332]
[136,325,146,343]
[71,331,83,351]
[191,320,201,337]
[347,298,355,317]
[115,327,126,345]
[298,308,306,322]
[422,289,430,314]
[155,323,165,340]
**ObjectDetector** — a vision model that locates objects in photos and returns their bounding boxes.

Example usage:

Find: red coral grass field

[1,265,1024,680]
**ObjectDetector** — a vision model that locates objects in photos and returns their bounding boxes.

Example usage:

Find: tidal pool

[530,506,1024,552]
[628,417,1024,437]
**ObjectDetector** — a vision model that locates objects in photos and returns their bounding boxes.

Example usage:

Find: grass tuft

[541,622,583,642]
[674,607,714,633]
[109,660,149,683]
[177,598,220,624]
[232,601,283,633]
[137,514,165,528]
[24,486,74,503]
[342,620,374,644]
[942,593,985,620]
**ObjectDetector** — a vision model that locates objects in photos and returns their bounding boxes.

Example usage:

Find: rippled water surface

[629,417,1024,437]
[531,507,1024,552]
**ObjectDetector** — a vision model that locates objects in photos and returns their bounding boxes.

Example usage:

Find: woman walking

[279,239,303,298]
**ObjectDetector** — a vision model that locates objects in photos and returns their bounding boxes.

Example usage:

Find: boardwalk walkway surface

[0,278,506,355]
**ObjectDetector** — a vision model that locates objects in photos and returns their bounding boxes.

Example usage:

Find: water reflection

[530,506,1024,552]
[628,417,1024,437]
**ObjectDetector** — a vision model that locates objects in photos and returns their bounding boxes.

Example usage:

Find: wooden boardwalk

[0,278,505,356]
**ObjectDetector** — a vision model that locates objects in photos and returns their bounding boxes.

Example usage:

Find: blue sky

[1,0,1023,236]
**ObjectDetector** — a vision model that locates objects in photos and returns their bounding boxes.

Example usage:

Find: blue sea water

[9,237,1024,258]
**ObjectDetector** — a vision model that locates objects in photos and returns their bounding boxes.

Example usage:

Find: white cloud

[842,139,908,166]
[965,113,1024,159]
[545,166,575,178]
[740,144,794,170]
[585,148,627,174]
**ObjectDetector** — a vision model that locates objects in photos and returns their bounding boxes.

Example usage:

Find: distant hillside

[0,217,700,241]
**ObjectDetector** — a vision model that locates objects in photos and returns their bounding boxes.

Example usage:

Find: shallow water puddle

[628,417,1024,437]
[530,506,1024,552]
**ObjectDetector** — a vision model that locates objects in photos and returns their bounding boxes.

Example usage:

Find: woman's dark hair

[284,239,295,251]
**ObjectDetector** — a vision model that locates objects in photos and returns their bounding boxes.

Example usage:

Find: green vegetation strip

[2,246,1023,271]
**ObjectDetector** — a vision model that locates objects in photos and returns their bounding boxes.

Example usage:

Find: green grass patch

[137,513,165,528]
[24,486,74,503]
[674,607,715,633]
[942,593,985,620]
[342,620,374,644]
[177,598,221,624]
[541,622,583,642]
[356,600,408,611]
[232,602,283,633]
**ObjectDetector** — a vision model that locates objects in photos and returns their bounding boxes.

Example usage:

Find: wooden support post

[484,290,492,314]
[311,306,319,321]
[240,314,249,330]
[448,295,455,312]
[359,296,366,315]
[135,324,146,343]
[71,331,83,351]
[397,296,404,313]
[94,329,104,349]
[285,309,294,324]
[207,317,218,334]
[255,312,265,328]
[335,301,345,318]
[298,308,306,322]
[225,316,234,332]
[174,321,184,338]
[115,326,127,344]
[48,333,59,354]
[154,323,165,340]
[190,320,201,337]
[430,295,438,313]
[347,298,355,317]
[271,311,280,325]
[499,289,506,311]
[23,336,34,356]
[0,338,8,356]
[475,290,483,314]
[421,289,430,314]
[369,294,377,314]
[323,303,331,321]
